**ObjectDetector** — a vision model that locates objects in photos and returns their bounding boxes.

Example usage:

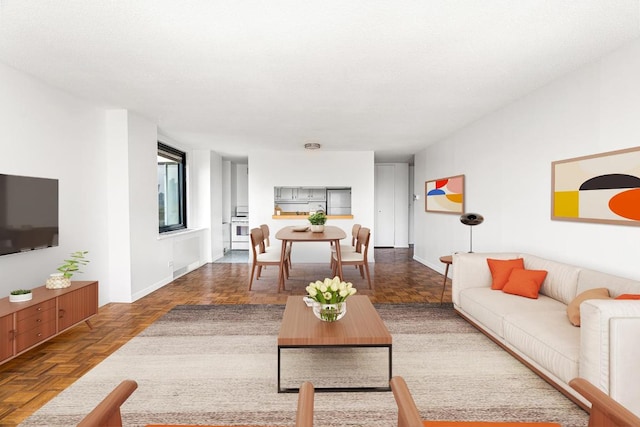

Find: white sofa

[451,252,640,416]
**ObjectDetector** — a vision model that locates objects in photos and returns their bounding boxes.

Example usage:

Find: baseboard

[413,255,445,275]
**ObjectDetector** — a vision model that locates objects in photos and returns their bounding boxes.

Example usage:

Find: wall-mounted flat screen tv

[0,173,59,256]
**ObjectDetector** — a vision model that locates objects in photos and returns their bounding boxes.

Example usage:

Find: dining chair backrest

[260,224,271,247]
[355,227,371,257]
[250,227,265,256]
[350,224,362,246]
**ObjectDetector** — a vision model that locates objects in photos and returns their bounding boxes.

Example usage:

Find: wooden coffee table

[277,295,392,393]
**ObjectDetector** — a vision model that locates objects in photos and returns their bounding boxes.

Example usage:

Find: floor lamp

[460,213,484,253]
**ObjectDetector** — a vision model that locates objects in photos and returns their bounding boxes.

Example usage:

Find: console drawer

[16,299,56,322]
[15,319,57,353]
[15,304,57,353]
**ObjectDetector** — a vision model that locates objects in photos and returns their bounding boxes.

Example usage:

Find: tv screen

[0,173,59,256]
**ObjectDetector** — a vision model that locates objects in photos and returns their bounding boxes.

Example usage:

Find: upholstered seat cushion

[458,288,562,338]
[256,251,282,262]
[338,251,364,262]
[504,310,580,383]
[331,244,357,253]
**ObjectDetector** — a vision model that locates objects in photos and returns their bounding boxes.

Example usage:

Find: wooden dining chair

[77,379,138,427]
[249,227,289,290]
[389,376,562,427]
[331,226,371,289]
[330,223,361,270]
[261,223,292,268]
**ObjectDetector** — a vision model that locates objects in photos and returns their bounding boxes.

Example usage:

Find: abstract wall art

[425,174,465,214]
[552,146,640,226]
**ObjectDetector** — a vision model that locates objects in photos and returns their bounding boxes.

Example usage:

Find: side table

[439,255,453,304]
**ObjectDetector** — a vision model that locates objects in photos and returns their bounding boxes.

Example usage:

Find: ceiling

[1,1,639,163]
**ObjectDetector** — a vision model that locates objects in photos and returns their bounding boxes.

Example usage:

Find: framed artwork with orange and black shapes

[551,146,640,226]
[425,174,465,214]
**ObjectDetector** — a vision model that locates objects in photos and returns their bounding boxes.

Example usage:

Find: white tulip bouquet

[306,276,357,304]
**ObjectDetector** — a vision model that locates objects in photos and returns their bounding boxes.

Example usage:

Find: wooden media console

[0,281,98,365]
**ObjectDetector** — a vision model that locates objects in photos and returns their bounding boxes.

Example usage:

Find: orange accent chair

[77,379,138,427]
[145,381,315,427]
[390,376,640,427]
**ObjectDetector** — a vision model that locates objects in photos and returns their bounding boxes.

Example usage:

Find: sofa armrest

[580,299,640,418]
[451,252,520,305]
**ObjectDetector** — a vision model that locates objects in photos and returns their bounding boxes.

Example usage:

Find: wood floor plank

[0,248,451,425]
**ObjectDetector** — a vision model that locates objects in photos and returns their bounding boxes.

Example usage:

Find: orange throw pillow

[487,258,525,290]
[567,288,611,326]
[502,269,548,299]
[615,294,640,300]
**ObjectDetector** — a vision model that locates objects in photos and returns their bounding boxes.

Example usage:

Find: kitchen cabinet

[304,187,326,201]
[274,187,327,202]
[274,187,297,201]
[0,281,98,366]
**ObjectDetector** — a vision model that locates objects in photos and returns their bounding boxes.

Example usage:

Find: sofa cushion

[567,288,611,326]
[503,309,580,384]
[458,287,561,338]
[524,255,580,305]
[487,258,524,290]
[502,269,548,299]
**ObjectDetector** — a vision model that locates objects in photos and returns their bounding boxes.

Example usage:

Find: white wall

[0,62,110,303]
[248,150,375,263]
[414,38,640,281]
[0,62,212,304]
[125,131,211,302]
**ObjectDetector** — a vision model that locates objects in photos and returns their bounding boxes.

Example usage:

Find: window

[158,142,186,233]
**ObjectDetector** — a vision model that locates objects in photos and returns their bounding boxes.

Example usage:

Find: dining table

[275,225,347,292]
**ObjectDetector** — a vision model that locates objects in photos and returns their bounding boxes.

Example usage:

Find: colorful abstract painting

[425,174,464,214]
[552,146,640,226]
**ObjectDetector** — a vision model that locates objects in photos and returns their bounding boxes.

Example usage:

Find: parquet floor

[0,247,450,426]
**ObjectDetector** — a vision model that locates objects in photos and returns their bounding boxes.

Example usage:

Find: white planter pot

[10,292,32,302]
[46,273,71,289]
[309,224,325,233]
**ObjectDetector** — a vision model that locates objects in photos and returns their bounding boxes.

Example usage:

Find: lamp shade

[460,213,484,226]
[460,213,484,253]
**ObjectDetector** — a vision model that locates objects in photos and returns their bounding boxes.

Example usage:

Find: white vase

[46,273,71,289]
[10,292,32,302]
[309,224,325,233]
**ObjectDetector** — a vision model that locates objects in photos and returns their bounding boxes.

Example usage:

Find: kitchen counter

[272,214,354,220]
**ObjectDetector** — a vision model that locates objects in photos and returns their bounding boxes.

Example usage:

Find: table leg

[334,239,344,281]
[278,239,287,292]
[440,263,450,304]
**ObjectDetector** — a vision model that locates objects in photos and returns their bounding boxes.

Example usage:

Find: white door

[375,165,395,247]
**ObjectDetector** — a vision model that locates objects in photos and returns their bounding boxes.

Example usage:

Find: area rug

[20,303,588,426]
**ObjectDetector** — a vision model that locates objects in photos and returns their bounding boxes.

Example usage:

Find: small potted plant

[9,289,32,302]
[308,211,327,233]
[46,251,89,289]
